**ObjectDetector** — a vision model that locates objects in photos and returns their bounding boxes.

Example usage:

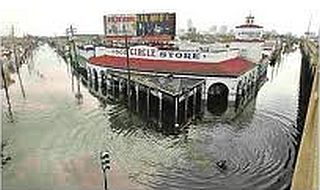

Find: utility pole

[66,25,78,68]
[11,25,26,98]
[125,35,131,109]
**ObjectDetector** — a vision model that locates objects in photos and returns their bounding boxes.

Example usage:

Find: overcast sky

[0,0,319,36]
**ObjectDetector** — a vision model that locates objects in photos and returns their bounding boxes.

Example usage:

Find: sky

[0,0,319,36]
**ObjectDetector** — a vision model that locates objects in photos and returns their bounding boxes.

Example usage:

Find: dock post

[147,87,150,118]
[184,91,189,123]
[174,96,178,127]
[135,84,139,113]
[158,91,163,128]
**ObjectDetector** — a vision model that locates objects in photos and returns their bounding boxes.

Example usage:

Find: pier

[291,38,319,190]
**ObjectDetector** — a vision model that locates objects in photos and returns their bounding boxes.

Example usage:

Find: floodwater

[2,44,305,190]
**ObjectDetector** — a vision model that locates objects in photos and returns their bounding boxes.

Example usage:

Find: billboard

[104,14,137,36]
[136,13,176,36]
[104,12,176,38]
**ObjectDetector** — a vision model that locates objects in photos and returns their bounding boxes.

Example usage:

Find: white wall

[235,27,264,40]
[81,45,240,63]
[229,42,264,63]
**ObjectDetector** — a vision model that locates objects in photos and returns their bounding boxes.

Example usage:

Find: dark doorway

[207,83,229,115]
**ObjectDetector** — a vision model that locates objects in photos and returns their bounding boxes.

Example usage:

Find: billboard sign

[104,13,176,38]
[136,13,176,36]
[104,14,137,36]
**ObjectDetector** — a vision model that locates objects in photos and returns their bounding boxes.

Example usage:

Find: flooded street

[2,44,304,190]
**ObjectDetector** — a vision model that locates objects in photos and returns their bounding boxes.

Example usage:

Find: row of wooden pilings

[86,68,205,129]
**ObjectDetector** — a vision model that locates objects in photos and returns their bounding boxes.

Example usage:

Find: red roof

[89,55,256,77]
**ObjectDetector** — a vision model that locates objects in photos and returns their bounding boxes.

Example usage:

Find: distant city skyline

[0,0,319,36]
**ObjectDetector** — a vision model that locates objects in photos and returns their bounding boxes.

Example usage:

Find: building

[209,25,217,35]
[74,13,273,128]
[235,15,263,41]
[219,25,228,35]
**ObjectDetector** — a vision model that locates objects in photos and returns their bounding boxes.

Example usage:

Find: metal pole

[103,170,108,190]
[100,151,110,190]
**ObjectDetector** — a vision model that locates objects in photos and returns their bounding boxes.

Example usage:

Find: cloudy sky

[0,0,319,36]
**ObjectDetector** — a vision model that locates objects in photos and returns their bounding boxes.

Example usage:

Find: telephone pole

[66,25,78,67]
[125,35,131,109]
[11,25,26,98]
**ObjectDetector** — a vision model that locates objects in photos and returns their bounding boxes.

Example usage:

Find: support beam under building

[185,91,189,124]
[136,84,139,113]
[158,91,163,128]
[174,96,179,127]
[147,87,150,118]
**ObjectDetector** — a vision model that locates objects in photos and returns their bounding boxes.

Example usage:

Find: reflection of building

[187,19,197,34]
[177,29,186,36]
[209,25,217,35]
[187,19,193,31]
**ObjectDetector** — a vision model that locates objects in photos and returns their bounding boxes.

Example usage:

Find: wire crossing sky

[0,0,319,36]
